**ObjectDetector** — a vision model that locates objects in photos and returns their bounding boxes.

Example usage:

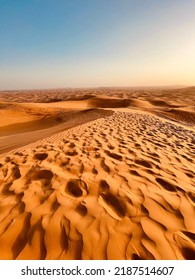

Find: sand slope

[0,109,195,259]
[0,87,195,260]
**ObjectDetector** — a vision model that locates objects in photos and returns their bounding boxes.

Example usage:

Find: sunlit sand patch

[0,87,195,259]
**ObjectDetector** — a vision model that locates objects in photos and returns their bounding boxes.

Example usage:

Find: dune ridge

[0,107,195,260]
[0,87,195,260]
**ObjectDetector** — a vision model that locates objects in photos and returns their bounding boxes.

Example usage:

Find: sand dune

[0,87,195,260]
[0,109,112,155]
[156,109,195,126]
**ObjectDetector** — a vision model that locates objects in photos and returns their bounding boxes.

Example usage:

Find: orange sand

[0,87,195,260]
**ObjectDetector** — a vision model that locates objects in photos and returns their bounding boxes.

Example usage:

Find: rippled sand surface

[0,87,195,259]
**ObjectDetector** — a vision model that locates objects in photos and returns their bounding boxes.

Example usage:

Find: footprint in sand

[135,159,153,169]
[34,153,48,161]
[25,169,54,188]
[63,179,88,198]
[106,150,123,161]
[156,177,177,192]
[75,203,88,216]
[65,149,78,156]
[99,191,126,220]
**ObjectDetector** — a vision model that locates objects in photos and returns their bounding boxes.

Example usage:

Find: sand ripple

[0,112,195,259]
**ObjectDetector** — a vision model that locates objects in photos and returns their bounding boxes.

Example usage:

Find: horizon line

[0,84,193,92]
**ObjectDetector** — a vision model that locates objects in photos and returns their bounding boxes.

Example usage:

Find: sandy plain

[0,87,195,260]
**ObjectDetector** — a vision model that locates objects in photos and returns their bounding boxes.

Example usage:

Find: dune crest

[0,87,195,259]
[0,107,195,259]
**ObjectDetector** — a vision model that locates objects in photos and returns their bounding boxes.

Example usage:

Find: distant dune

[0,87,195,260]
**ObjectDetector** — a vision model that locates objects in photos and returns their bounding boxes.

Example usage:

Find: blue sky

[0,0,195,89]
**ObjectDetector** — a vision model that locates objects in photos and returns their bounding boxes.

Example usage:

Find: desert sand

[0,87,195,260]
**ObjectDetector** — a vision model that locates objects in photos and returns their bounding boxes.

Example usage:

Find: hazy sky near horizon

[0,0,195,90]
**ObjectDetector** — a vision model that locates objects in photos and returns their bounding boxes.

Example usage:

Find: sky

[0,0,195,90]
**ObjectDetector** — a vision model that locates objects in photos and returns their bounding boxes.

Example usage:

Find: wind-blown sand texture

[0,87,195,260]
